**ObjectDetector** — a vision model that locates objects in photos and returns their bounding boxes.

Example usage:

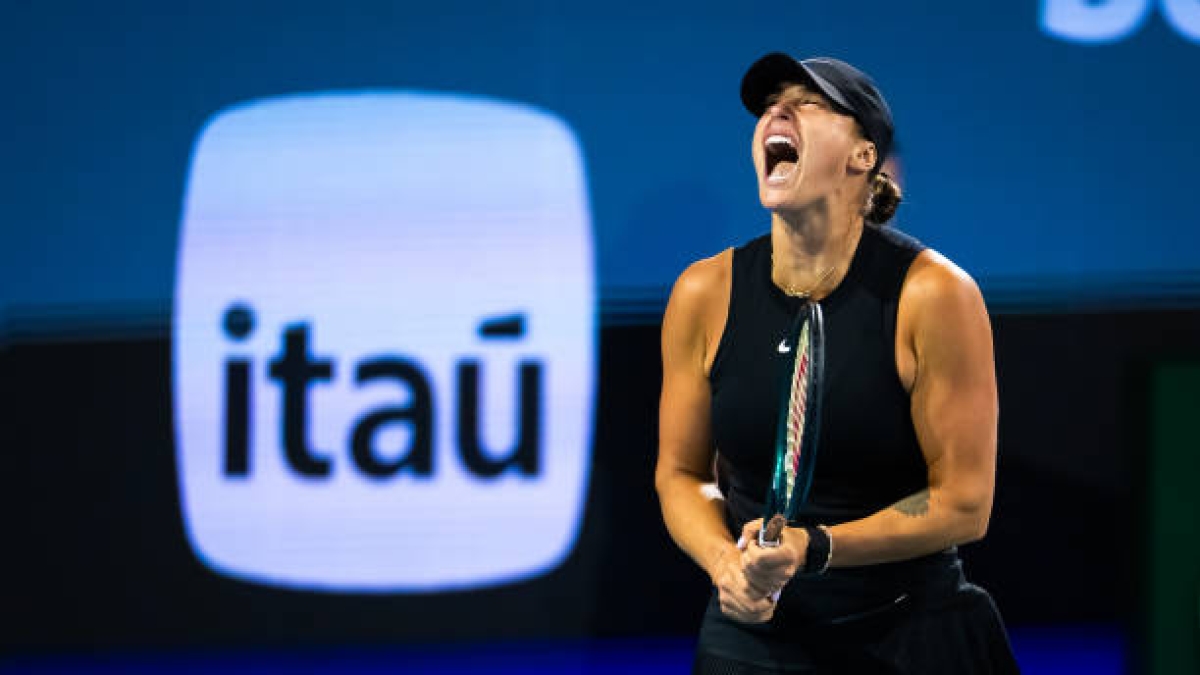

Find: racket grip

[758,513,787,547]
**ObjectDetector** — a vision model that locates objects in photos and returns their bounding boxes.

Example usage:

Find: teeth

[764,134,798,187]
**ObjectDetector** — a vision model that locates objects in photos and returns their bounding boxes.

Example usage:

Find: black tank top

[709,224,963,623]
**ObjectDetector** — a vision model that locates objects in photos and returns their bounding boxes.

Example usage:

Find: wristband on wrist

[801,524,832,575]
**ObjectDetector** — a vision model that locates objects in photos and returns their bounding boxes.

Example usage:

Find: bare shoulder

[901,249,988,324]
[671,249,731,302]
[898,249,994,384]
[663,249,733,373]
[664,249,732,325]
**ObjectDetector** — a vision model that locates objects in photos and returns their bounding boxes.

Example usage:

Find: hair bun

[865,171,902,225]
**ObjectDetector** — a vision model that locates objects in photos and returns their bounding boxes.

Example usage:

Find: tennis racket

[759,299,825,548]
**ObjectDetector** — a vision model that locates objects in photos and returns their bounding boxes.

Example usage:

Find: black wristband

[801,525,832,575]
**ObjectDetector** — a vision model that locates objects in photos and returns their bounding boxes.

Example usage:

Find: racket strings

[766,300,825,526]
[783,321,811,511]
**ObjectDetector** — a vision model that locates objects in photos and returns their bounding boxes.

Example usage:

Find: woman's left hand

[738,518,808,599]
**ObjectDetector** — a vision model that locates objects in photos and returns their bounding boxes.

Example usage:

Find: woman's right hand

[712,543,777,624]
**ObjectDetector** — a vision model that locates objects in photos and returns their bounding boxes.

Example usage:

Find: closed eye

[765,88,832,113]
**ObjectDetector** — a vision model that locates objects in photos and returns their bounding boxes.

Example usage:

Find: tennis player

[655,53,1019,673]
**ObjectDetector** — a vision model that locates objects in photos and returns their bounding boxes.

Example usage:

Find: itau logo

[173,93,595,592]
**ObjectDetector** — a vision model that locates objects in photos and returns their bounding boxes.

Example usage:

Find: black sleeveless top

[709,224,963,623]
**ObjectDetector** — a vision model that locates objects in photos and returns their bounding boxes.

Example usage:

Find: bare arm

[826,250,998,566]
[654,254,737,578]
[657,253,778,623]
[743,250,998,581]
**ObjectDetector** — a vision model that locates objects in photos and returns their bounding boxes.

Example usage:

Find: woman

[655,53,1019,673]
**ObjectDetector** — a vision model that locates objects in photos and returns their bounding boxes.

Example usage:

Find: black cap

[741,53,894,167]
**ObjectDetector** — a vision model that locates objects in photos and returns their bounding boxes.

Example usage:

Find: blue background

[3,0,1200,331]
[3,2,1197,673]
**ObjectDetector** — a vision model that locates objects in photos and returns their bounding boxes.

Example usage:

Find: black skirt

[694,559,1019,674]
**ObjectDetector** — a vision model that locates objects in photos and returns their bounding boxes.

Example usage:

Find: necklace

[771,252,838,300]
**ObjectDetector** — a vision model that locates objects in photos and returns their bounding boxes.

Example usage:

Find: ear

[849,140,877,175]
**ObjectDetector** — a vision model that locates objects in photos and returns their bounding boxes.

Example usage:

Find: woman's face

[751,83,870,213]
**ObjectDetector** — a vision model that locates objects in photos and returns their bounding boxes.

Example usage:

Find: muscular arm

[654,254,739,578]
[822,251,998,567]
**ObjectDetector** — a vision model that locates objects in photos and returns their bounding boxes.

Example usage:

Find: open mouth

[765,134,799,184]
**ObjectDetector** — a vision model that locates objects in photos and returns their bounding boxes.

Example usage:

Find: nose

[765,102,791,122]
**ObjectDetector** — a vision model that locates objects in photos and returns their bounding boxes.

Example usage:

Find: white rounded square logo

[173,92,595,592]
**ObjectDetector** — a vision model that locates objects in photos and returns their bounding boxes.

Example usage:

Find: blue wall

[3,0,1200,326]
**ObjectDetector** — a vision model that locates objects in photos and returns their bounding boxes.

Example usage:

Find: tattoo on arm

[891,489,930,517]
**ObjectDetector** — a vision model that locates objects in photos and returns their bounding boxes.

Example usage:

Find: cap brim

[740,53,852,117]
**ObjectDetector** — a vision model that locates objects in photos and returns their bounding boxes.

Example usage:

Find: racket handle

[758,513,787,547]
